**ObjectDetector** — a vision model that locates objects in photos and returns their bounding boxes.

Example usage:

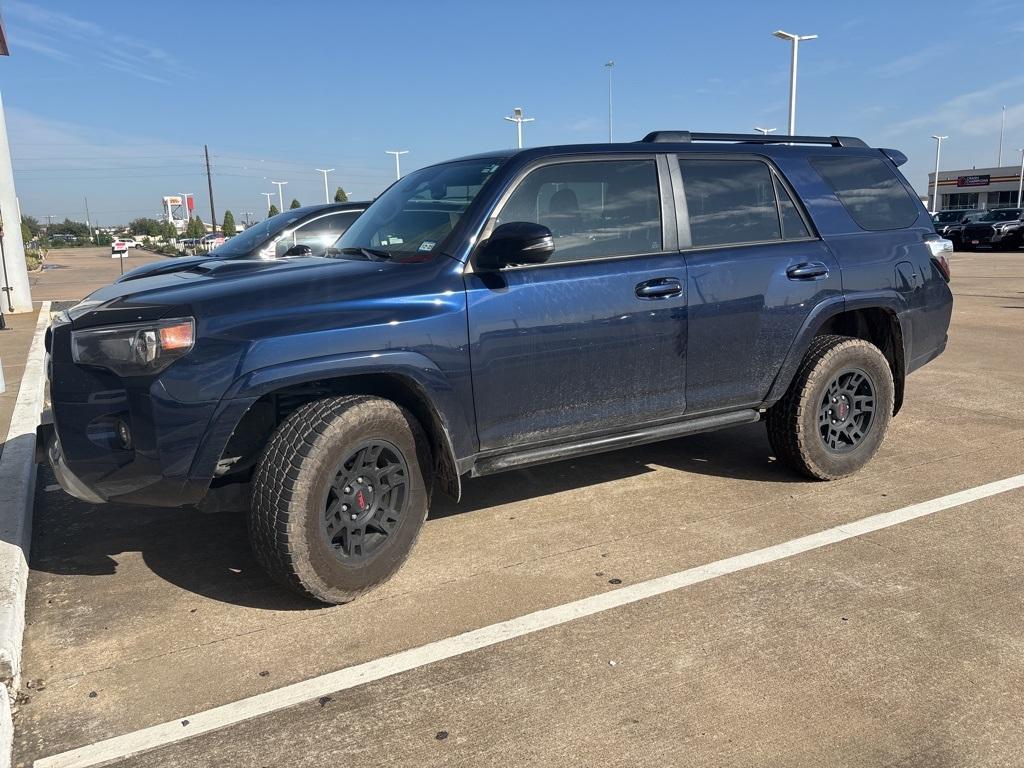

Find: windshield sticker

[418,240,436,252]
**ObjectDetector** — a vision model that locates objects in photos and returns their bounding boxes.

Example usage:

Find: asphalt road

[28,246,165,302]
[14,251,1024,767]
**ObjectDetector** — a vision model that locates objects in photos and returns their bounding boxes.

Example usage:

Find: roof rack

[640,131,867,148]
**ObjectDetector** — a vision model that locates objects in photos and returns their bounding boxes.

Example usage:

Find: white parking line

[35,473,1024,768]
[43,485,62,493]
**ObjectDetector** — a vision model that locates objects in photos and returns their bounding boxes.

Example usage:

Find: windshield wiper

[337,247,392,261]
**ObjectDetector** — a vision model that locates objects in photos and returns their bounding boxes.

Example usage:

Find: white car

[116,236,141,248]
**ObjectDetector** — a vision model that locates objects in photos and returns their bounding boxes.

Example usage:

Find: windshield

[979,208,1022,222]
[933,211,963,223]
[209,209,307,257]
[335,158,504,261]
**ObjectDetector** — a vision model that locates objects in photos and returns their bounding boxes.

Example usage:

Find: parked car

[200,233,226,249]
[934,210,985,250]
[959,207,1024,250]
[114,236,141,249]
[39,132,953,604]
[121,202,367,275]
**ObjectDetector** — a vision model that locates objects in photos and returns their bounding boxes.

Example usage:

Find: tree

[21,215,41,241]
[289,198,301,209]
[334,186,348,203]
[222,210,237,237]
[267,204,280,218]
[185,216,205,239]
[161,220,178,239]
[128,217,164,237]
[49,218,90,238]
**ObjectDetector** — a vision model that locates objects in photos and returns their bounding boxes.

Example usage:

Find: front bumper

[36,417,105,504]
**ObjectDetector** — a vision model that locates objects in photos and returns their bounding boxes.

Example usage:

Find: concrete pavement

[13,251,1024,767]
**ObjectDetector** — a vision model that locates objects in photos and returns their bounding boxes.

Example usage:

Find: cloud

[881,76,1024,138]
[872,44,945,79]
[5,0,193,84]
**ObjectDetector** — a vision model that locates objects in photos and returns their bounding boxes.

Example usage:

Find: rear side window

[774,176,811,239]
[678,159,781,247]
[811,156,918,231]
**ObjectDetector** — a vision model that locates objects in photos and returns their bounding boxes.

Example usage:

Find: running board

[471,409,760,477]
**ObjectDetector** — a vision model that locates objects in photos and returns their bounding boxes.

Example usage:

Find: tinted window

[496,159,662,264]
[339,158,503,260]
[679,159,781,247]
[811,156,918,231]
[277,211,362,256]
[775,175,811,239]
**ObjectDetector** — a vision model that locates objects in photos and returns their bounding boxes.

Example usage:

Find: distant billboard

[957,174,990,187]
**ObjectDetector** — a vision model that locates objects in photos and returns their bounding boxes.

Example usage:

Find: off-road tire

[766,335,894,480]
[249,395,432,604]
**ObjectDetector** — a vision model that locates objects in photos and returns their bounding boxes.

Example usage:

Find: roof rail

[639,131,868,149]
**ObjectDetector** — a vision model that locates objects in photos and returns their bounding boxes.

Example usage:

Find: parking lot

[12,251,1024,767]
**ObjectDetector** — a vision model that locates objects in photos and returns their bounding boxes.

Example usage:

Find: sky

[2,0,1023,226]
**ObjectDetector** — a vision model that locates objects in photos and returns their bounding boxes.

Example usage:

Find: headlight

[71,317,195,376]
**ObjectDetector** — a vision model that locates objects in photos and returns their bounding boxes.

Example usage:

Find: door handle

[635,277,683,299]
[786,262,830,280]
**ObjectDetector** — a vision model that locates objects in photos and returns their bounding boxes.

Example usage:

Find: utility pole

[754,126,777,135]
[204,144,217,233]
[930,135,948,213]
[316,168,334,203]
[261,192,275,216]
[271,180,288,211]
[385,150,408,180]
[243,211,253,227]
[604,61,614,142]
[773,30,818,135]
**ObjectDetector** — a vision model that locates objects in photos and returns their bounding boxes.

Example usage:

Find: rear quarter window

[810,156,919,231]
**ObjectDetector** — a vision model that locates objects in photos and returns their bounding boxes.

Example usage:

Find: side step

[471,409,760,477]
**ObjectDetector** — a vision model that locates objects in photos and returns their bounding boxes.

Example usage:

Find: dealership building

[927,165,1024,211]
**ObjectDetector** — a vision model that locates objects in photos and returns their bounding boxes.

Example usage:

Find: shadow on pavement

[30,423,796,608]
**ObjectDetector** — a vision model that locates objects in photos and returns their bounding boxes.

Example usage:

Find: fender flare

[763,292,910,409]
[193,350,472,501]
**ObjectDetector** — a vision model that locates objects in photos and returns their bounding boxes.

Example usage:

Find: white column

[0,91,33,313]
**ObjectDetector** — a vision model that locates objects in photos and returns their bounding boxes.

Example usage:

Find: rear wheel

[766,335,894,480]
[249,395,432,604]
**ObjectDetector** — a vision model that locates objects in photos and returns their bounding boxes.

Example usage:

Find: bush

[25,248,45,271]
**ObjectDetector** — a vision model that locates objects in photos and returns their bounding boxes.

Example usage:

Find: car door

[464,155,688,451]
[674,155,843,412]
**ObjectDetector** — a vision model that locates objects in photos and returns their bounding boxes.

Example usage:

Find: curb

[0,301,51,767]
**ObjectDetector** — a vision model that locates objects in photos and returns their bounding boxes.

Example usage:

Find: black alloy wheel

[818,368,875,453]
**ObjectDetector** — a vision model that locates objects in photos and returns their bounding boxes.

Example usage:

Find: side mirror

[283,244,313,257]
[476,222,555,270]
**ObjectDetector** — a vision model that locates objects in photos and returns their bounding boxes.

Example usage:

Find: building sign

[957,174,990,187]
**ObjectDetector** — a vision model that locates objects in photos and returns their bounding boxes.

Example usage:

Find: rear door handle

[786,262,830,280]
[635,277,683,299]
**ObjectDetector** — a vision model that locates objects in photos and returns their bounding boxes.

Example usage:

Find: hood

[67,255,406,328]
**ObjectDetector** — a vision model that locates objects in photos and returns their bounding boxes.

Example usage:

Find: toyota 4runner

[39,131,954,604]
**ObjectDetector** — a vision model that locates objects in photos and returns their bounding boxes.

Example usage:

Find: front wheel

[249,395,432,604]
[766,335,894,480]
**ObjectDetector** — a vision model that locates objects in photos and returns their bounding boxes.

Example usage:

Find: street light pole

[503,107,535,149]
[271,180,287,211]
[773,30,818,135]
[754,126,777,135]
[998,105,1006,166]
[385,150,408,180]
[604,61,614,142]
[260,192,274,216]
[930,135,948,213]
[1017,148,1024,207]
[316,168,334,203]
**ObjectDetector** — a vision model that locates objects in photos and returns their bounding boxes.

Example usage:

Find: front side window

[337,158,504,261]
[811,156,919,231]
[495,159,662,264]
[679,159,781,247]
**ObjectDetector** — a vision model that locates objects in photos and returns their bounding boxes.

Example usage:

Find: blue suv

[39,131,954,603]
